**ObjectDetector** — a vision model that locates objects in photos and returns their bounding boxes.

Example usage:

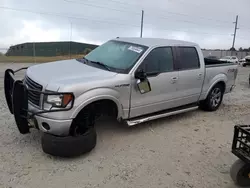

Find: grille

[24,76,43,106]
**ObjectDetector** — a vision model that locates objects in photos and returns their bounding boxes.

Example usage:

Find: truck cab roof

[114,37,198,48]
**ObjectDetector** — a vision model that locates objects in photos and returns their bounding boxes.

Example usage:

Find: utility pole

[33,42,36,63]
[140,10,144,38]
[69,22,72,59]
[232,15,239,49]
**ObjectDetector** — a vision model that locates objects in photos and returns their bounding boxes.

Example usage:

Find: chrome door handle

[171,77,178,83]
[197,73,202,80]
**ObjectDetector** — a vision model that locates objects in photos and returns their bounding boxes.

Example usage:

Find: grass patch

[0,55,85,63]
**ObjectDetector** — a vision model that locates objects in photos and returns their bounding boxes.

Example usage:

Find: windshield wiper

[82,57,91,64]
[77,57,90,64]
[89,61,111,71]
[79,57,111,71]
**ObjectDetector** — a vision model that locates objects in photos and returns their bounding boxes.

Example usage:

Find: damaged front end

[4,68,75,134]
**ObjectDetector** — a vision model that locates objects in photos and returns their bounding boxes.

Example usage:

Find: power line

[1,6,249,40]
[237,36,250,40]
[173,0,238,17]
[146,14,233,29]
[143,25,233,37]
[78,0,135,6]
[72,0,233,24]
[62,0,140,15]
[0,6,140,28]
[80,0,232,26]
[238,27,250,31]
[148,10,232,24]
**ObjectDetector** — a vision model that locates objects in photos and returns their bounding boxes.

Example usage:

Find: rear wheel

[230,159,250,187]
[199,84,224,111]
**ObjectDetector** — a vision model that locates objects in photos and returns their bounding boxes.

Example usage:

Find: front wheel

[199,84,224,111]
[42,105,98,157]
[230,159,250,187]
[41,127,97,157]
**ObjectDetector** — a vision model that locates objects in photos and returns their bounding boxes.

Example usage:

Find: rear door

[129,46,179,118]
[174,46,204,106]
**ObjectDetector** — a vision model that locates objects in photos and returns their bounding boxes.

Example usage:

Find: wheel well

[70,99,118,136]
[74,99,118,122]
[216,81,226,93]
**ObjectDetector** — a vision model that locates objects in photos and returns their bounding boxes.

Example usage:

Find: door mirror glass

[137,79,151,94]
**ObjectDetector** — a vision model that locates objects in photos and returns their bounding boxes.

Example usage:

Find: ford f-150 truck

[4,37,238,157]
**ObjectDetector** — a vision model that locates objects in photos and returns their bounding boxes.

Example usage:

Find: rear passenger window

[178,47,200,70]
[139,47,174,74]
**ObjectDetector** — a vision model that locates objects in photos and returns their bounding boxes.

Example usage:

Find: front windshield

[84,40,148,73]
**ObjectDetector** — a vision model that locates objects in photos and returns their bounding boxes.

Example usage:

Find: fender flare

[71,89,124,119]
[204,78,226,99]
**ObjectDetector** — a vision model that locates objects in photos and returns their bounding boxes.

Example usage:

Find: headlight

[45,93,73,108]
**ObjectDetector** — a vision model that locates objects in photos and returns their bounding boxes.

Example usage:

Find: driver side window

[139,47,174,74]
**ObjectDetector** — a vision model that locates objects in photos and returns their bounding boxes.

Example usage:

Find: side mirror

[137,79,151,94]
[135,69,147,80]
[135,69,151,94]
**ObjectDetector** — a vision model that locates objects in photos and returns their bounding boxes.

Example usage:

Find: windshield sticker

[128,46,143,53]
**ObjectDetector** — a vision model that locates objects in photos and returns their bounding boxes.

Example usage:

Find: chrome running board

[126,106,198,126]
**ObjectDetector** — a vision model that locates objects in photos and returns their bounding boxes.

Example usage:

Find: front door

[129,46,179,118]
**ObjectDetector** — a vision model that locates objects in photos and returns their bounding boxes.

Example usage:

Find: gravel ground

[0,63,250,188]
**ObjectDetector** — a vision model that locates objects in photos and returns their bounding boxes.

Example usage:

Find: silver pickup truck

[4,37,238,157]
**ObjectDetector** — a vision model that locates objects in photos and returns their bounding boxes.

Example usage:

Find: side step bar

[126,105,198,126]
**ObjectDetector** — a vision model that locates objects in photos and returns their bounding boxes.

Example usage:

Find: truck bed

[199,59,238,101]
[204,58,235,67]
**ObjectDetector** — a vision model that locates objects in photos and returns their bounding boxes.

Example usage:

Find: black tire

[230,159,250,187]
[199,84,224,111]
[41,127,97,158]
[69,104,97,136]
[243,64,246,67]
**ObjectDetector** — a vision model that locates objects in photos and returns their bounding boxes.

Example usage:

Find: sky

[0,0,250,51]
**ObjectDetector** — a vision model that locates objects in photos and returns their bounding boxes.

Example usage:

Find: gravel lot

[0,63,250,188]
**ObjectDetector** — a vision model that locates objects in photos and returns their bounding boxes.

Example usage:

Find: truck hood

[26,59,117,90]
